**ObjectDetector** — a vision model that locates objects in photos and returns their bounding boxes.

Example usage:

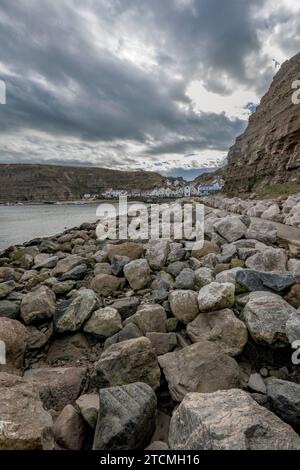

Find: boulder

[0,280,16,299]
[167,242,186,263]
[0,299,19,319]
[106,242,144,262]
[53,404,86,450]
[52,255,84,277]
[286,310,300,345]
[110,297,140,320]
[169,389,300,450]
[187,309,248,356]
[20,286,56,325]
[191,241,220,259]
[83,307,122,339]
[24,366,87,411]
[54,289,98,333]
[26,325,50,351]
[198,282,235,312]
[246,221,277,244]
[124,259,151,291]
[94,262,112,275]
[0,317,28,372]
[146,240,169,270]
[169,290,199,324]
[90,274,122,296]
[124,304,167,334]
[174,268,195,290]
[146,332,178,355]
[34,256,58,269]
[243,292,296,347]
[248,373,266,394]
[245,247,287,272]
[93,382,157,450]
[111,255,130,276]
[215,267,243,288]
[0,373,53,450]
[288,258,300,282]
[76,394,99,428]
[47,333,91,363]
[194,267,214,288]
[158,341,240,402]
[167,261,189,277]
[104,323,143,349]
[261,203,282,222]
[214,216,247,242]
[96,337,161,390]
[60,263,88,281]
[266,378,300,427]
[236,269,295,293]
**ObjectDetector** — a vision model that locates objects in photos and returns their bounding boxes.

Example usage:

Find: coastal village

[84,177,225,201]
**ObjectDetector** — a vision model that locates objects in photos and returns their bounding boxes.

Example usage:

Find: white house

[184,185,192,197]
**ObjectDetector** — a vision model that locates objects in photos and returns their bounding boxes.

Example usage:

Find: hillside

[193,167,225,185]
[0,164,166,202]
[224,51,300,196]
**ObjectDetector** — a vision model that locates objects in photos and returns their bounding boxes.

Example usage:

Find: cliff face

[0,164,165,202]
[225,51,300,195]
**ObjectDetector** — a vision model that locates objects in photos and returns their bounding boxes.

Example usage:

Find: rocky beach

[1,201,300,450]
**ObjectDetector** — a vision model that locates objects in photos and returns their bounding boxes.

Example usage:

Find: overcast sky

[0,0,299,179]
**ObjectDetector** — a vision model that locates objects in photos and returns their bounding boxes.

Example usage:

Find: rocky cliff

[0,164,165,202]
[225,51,300,195]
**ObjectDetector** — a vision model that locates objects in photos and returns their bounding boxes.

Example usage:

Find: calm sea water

[0,204,100,251]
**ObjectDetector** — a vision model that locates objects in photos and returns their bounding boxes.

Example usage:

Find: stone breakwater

[1,206,300,450]
[202,194,300,228]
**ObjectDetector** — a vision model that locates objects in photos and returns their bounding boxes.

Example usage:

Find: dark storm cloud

[0,0,296,170]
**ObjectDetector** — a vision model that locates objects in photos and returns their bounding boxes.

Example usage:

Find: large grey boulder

[158,341,240,402]
[146,240,169,270]
[0,372,54,450]
[124,304,167,334]
[243,291,296,347]
[124,259,151,291]
[90,274,122,296]
[52,255,84,277]
[246,221,277,244]
[93,382,157,450]
[194,267,214,288]
[187,309,248,356]
[54,289,98,333]
[236,269,295,293]
[21,286,56,325]
[169,290,199,324]
[83,307,122,339]
[198,282,235,312]
[96,337,161,390]
[266,378,300,427]
[24,366,87,411]
[214,216,247,242]
[169,389,300,450]
[245,247,287,272]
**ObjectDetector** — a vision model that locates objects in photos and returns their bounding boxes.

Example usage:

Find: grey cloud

[0,0,298,175]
